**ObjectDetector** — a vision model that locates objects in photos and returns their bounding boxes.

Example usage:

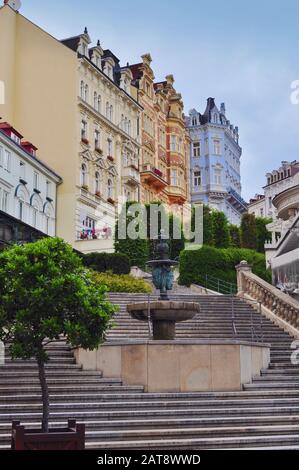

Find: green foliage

[229,224,241,248]
[114,202,149,269]
[255,217,272,253]
[191,205,213,246]
[241,213,257,250]
[0,238,116,359]
[168,214,185,260]
[93,272,152,293]
[211,211,230,248]
[179,245,271,288]
[82,252,130,274]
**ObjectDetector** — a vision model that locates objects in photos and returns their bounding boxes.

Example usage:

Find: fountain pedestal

[127,301,199,340]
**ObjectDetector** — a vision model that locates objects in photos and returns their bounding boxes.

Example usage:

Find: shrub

[93,272,152,293]
[229,224,241,248]
[82,252,130,274]
[179,245,271,289]
[256,217,272,253]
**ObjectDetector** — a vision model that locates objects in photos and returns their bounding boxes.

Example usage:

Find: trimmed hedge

[93,272,152,293]
[82,252,130,275]
[179,245,272,288]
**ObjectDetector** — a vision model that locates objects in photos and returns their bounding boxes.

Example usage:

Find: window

[194,170,201,187]
[46,181,51,198]
[84,84,89,103]
[213,139,221,155]
[109,105,113,122]
[128,120,131,136]
[19,161,25,180]
[260,208,264,217]
[179,172,183,187]
[18,198,24,221]
[171,135,177,152]
[94,92,98,109]
[171,169,177,186]
[3,150,11,172]
[95,129,100,149]
[0,189,9,212]
[33,172,39,190]
[268,197,272,208]
[205,138,209,155]
[107,178,113,199]
[214,169,222,185]
[83,216,96,230]
[81,120,87,141]
[193,142,200,157]
[146,82,151,96]
[107,138,113,157]
[80,81,85,99]
[213,114,218,123]
[192,117,197,126]
[97,95,101,113]
[106,102,110,118]
[178,139,182,154]
[95,171,100,194]
[81,163,88,187]
[32,205,38,228]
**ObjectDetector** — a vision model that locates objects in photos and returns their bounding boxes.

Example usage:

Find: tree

[211,210,230,248]
[240,213,257,249]
[0,238,115,433]
[191,204,213,246]
[115,202,149,269]
[256,217,272,253]
[229,224,241,248]
[169,213,185,260]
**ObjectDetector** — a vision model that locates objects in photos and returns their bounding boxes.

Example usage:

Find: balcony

[166,185,187,204]
[122,165,140,187]
[140,164,167,190]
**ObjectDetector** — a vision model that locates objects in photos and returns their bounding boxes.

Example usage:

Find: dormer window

[213,114,218,124]
[81,43,88,56]
[96,56,101,69]
[192,117,197,126]
[11,132,21,145]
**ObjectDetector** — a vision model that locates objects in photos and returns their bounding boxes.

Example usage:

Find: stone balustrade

[236,261,299,334]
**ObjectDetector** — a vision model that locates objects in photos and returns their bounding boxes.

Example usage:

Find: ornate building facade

[0,122,61,249]
[186,98,247,225]
[129,55,190,218]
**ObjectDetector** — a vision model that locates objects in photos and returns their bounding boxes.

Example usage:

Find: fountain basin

[127,301,200,340]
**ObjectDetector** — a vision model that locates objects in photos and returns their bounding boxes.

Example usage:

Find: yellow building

[0,4,142,253]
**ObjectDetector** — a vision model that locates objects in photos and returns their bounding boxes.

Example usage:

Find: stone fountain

[127,236,200,340]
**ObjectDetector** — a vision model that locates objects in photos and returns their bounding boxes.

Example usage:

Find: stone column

[235,260,253,294]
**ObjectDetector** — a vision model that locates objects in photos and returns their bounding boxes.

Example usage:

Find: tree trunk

[37,354,49,433]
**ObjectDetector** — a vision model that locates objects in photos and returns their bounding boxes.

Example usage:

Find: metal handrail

[202,274,237,295]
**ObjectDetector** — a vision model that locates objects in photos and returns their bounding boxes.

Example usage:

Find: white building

[0,122,62,247]
[248,161,299,220]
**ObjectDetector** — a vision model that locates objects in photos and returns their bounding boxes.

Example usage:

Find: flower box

[81,185,89,191]
[81,138,89,145]
[95,147,103,155]
[107,197,115,205]
[107,156,114,162]
[95,191,101,198]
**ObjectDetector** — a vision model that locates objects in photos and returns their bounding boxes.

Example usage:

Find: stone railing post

[235,260,253,295]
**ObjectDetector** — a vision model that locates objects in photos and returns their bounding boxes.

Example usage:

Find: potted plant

[107,197,115,205]
[95,191,101,198]
[0,238,115,451]
[95,147,103,155]
[81,137,89,145]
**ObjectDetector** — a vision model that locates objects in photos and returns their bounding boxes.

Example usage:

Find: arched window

[110,105,113,122]
[84,84,89,102]
[128,120,132,136]
[121,114,124,129]
[192,117,197,126]
[124,117,128,133]
[107,178,113,199]
[123,152,128,167]
[213,113,218,123]
[94,92,98,109]
[106,102,110,118]
[81,163,88,187]
[32,203,38,228]
[95,171,100,194]
[80,81,85,99]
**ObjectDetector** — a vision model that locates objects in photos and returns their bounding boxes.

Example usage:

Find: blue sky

[20,0,299,201]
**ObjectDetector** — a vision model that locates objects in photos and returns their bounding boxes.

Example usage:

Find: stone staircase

[0,293,298,450]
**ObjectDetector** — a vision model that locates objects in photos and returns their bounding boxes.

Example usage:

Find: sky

[18,0,299,201]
